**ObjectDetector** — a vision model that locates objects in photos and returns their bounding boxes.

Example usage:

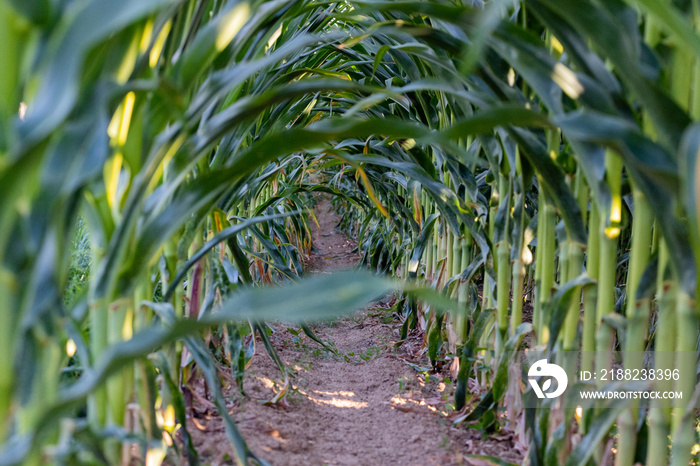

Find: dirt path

[188,198,524,465]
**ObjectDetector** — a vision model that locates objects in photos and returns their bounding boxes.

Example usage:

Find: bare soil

[186,198,526,465]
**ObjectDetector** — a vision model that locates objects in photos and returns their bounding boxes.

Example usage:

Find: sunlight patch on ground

[256,376,276,389]
[312,389,356,397]
[308,396,368,408]
[305,390,368,408]
[390,395,448,415]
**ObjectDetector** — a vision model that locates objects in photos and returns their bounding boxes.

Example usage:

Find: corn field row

[0,0,699,464]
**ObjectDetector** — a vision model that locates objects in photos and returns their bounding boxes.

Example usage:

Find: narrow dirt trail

[189,198,524,465]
